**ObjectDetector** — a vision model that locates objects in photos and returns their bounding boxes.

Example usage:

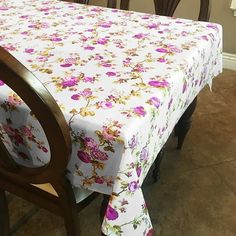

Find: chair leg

[175,97,198,150]
[152,147,166,183]
[53,180,81,236]
[0,189,10,236]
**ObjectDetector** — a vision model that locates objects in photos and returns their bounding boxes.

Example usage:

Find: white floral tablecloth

[0,0,222,235]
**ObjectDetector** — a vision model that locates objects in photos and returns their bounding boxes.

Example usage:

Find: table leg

[152,147,166,183]
[175,97,198,149]
[0,189,10,236]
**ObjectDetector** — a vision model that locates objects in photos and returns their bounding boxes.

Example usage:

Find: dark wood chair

[77,0,130,9]
[151,0,212,181]
[0,47,100,236]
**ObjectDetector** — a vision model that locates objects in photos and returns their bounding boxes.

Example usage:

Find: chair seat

[33,183,93,203]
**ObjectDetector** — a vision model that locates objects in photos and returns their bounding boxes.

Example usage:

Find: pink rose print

[133,106,146,117]
[80,88,92,97]
[91,149,109,161]
[95,176,104,184]
[106,72,116,77]
[133,33,147,39]
[0,7,9,11]
[77,151,91,163]
[148,80,169,88]
[148,97,160,108]
[97,101,113,109]
[157,58,166,63]
[156,48,168,53]
[106,205,119,221]
[128,181,139,192]
[99,21,112,28]
[84,46,95,50]
[71,94,80,100]
[25,48,34,54]
[148,23,159,29]
[61,77,78,88]
[83,76,95,83]
[60,63,72,67]
[84,137,98,149]
[97,38,108,45]
[0,80,4,86]
[51,37,62,42]
[146,229,154,236]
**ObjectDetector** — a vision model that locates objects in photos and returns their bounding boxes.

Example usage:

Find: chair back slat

[0,47,71,184]
[154,0,212,21]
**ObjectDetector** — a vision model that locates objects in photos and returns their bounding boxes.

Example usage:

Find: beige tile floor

[9,70,236,236]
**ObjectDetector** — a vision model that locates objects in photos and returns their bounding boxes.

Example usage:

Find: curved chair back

[0,47,71,185]
[78,0,129,10]
[154,0,212,21]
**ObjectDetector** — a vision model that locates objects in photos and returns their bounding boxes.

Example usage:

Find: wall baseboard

[223,53,236,70]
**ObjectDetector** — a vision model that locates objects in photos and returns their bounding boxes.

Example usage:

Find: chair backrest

[153,0,212,21]
[78,0,129,10]
[0,47,71,185]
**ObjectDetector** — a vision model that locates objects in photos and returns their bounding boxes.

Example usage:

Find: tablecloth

[0,0,222,235]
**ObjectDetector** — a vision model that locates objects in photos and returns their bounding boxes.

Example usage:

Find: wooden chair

[152,0,212,181]
[154,0,211,21]
[77,0,130,9]
[0,47,99,236]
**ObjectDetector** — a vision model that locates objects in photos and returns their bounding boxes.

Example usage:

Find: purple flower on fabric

[128,181,139,192]
[95,177,104,184]
[71,94,80,100]
[80,88,92,97]
[97,38,108,45]
[156,48,168,53]
[136,166,142,177]
[133,106,146,117]
[84,137,98,149]
[0,7,9,11]
[149,97,160,108]
[148,80,169,88]
[91,149,109,161]
[0,80,4,86]
[148,23,159,29]
[182,82,187,93]
[128,135,138,149]
[99,101,113,109]
[100,22,112,28]
[102,63,112,67]
[61,78,77,88]
[83,76,95,83]
[25,48,34,53]
[157,58,166,63]
[106,205,119,221]
[77,151,91,163]
[133,33,146,39]
[60,63,72,67]
[207,24,218,31]
[106,72,116,77]
[51,37,62,42]
[84,46,95,50]
[141,147,149,160]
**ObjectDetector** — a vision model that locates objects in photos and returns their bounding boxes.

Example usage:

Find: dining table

[0,0,222,235]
